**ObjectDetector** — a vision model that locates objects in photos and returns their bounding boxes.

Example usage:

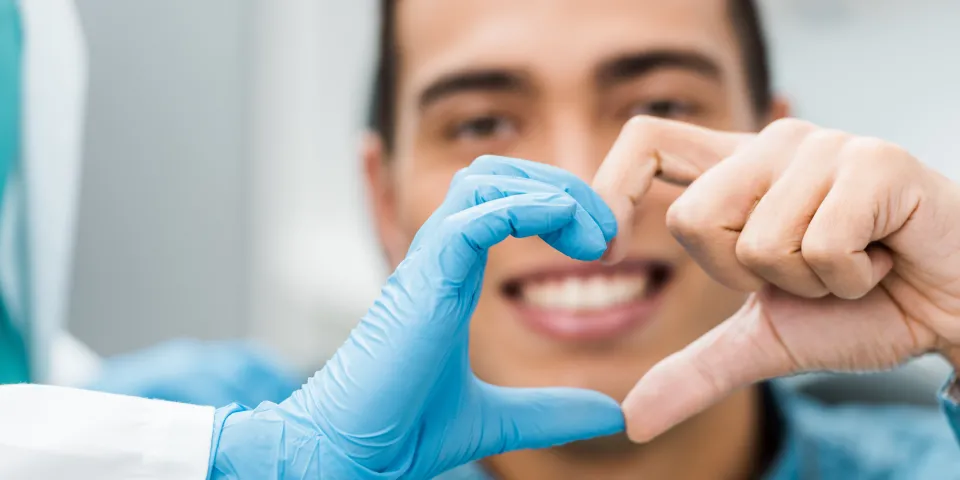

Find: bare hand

[593,117,960,442]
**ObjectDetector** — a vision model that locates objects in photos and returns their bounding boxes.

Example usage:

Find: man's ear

[362,132,407,268]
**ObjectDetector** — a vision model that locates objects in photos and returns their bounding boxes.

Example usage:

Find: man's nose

[541,121,608,184]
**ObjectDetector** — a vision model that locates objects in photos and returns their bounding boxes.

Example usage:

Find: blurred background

[68,0,960,373]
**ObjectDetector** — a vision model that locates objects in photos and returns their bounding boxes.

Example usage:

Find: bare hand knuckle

[799,235,842,267]
[800,129,850,152]
[762,118,817,139]
[735,232,784,269]
[623,115,665,140]
[840,137,914,170]
[665,199,709,240]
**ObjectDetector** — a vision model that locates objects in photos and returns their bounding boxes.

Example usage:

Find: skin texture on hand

[593,116,960,443]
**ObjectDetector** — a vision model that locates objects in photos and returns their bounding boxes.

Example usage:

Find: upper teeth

[522,275,649,311]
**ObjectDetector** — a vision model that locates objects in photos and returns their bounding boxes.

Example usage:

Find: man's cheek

[397,191,444,238]
[398,170,459,234]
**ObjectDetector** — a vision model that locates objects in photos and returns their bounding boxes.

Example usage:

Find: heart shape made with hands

[591,116,960,443]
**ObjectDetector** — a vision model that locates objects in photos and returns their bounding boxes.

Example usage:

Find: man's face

[367,0,769,406]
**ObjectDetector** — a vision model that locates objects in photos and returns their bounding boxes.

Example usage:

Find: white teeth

[581,277,608,309]
[562,279,581,310]
[520,274,651,311]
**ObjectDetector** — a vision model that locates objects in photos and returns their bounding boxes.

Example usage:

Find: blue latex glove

[209,156,625,479]
[86,339,302,408]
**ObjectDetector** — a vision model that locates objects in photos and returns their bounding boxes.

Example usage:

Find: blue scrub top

[440,380,960,479]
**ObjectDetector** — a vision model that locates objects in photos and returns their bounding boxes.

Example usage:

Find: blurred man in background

[7,0,960,479]
[361,0,960,478]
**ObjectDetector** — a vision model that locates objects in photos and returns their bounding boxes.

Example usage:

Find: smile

[501,260,673,342]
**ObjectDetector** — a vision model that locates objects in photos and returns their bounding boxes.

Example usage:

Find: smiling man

[358,0,960,478]
[8,0,960,477]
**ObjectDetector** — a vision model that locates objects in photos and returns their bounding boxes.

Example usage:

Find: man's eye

[449,115,518,141]
[628,100,699,120]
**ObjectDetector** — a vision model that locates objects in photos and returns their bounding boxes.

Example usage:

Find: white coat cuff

[0,384,215,480]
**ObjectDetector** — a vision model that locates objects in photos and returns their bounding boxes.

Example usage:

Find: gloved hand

[86,339,302,408]
[208,156,625,479]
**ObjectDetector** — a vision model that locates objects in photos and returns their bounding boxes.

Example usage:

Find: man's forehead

[396,0,738,94]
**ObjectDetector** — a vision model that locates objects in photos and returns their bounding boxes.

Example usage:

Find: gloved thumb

[472,383,625,462]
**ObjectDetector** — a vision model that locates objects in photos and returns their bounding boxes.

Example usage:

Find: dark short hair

[369,0,772,151]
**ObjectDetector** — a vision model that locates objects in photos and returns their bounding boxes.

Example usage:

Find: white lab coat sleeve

[0,384,215,480]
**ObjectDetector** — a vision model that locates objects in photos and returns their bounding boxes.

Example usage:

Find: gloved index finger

[592,117,752,263]
[469,155,618,243]
[409,155,619,256]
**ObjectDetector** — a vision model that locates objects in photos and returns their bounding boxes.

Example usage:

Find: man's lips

[501,260,673,342]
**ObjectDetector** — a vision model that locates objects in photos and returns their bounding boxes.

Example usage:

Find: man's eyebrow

[417,69,529,110]
[596,50,723,87]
